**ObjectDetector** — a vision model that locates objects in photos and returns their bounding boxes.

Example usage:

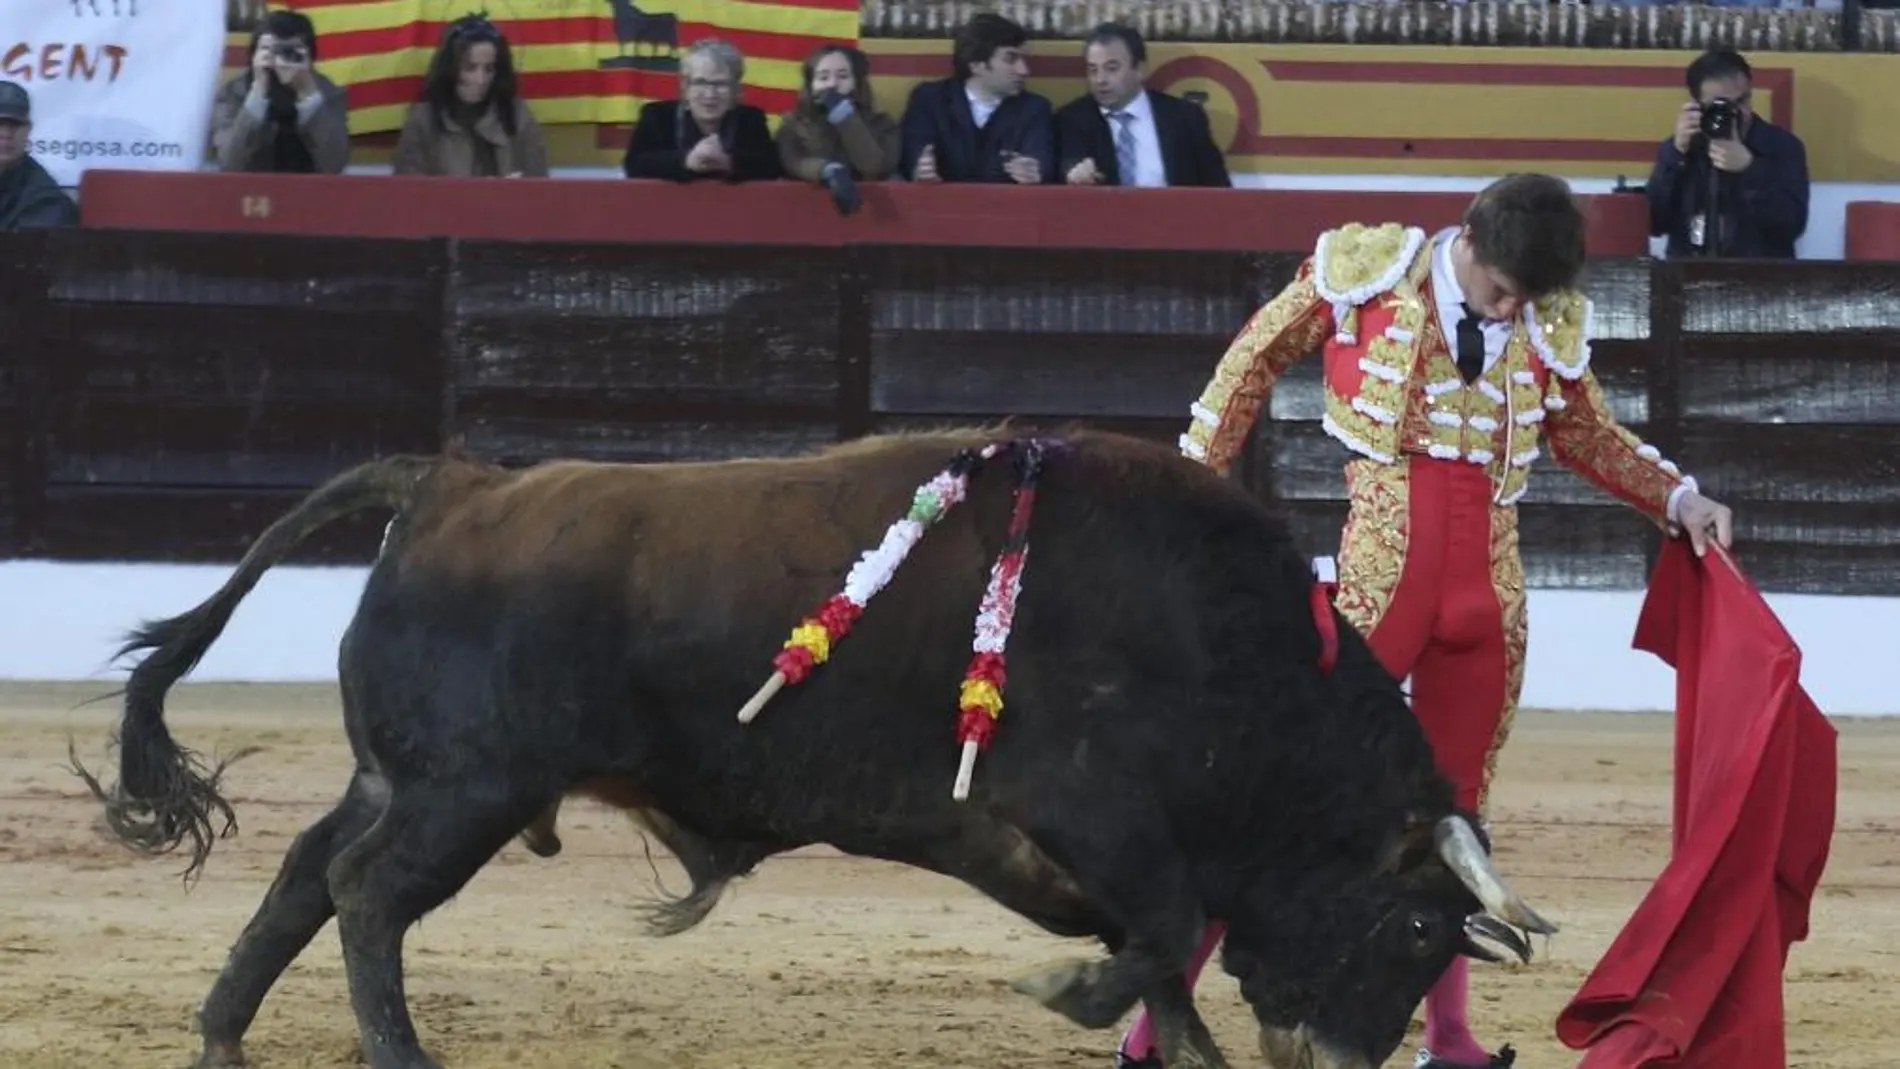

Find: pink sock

[1118,920,1228,1060]
[1423,956,1487,1062]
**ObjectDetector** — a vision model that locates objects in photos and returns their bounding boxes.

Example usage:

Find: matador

[1114,174,1734,1069]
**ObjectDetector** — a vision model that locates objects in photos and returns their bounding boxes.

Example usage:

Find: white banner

[2,1,227,188]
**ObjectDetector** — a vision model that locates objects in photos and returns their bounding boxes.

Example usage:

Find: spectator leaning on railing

[898,13,1054,185]
[1645,49,1808,259]
[1054,23,1230,188]
[0,81,79,231]
[622,39,782,182]
[392,15,549,178]
[777,45,900,215]
[211,9,351,174]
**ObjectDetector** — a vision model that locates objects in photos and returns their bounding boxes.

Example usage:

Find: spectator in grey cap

[0,80,79,231]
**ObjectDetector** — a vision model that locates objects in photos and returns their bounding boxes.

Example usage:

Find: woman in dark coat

[622,38,781,182]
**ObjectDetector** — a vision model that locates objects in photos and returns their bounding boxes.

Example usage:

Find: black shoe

[1413,1043,1516,1069]
[1113,1052,1165,1069]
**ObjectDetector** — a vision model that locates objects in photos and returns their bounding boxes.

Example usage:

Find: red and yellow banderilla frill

[735,443,995,723]
[735,438,1048,801]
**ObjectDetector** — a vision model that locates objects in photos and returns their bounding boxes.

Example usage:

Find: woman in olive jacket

[775,45,899,214]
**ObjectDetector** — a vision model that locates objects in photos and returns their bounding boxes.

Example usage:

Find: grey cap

[0,81,27,123]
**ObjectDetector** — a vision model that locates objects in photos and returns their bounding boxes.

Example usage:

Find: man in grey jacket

[211,9,351,174]
[0,81,79,231]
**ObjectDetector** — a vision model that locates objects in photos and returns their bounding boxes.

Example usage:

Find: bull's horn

[1459,933,1507,965]
[1433,816,1559,936]
[1463,914,1532,964]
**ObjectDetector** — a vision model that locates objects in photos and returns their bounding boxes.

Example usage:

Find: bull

[75,428,1555,1069]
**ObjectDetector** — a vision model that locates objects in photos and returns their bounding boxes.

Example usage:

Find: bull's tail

[70,454,441,884]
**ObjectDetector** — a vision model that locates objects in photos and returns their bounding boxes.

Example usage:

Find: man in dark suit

[897,13,1054,185]
[1055,23,1229,188]
[1645,48,1807,259]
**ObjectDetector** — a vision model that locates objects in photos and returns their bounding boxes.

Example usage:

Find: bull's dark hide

[72,427,1550,1069]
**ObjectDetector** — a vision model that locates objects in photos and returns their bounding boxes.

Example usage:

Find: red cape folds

[1555,540,1838,1069]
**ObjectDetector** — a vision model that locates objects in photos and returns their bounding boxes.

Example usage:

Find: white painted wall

[3,562,1892,715]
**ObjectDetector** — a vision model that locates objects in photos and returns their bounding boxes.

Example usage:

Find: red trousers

[1334,455,1527,814]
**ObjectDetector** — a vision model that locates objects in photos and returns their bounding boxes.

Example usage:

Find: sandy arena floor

[0,681,1893,1069]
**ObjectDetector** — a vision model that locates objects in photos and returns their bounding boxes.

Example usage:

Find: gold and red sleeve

[1179,261,1335,476]
[1542,368,1690,525]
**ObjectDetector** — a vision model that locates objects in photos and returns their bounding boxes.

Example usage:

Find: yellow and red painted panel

[862,41,1900,183]
[220,33,1900,180]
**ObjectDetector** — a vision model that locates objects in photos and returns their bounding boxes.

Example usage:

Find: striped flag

[262,0,859,135]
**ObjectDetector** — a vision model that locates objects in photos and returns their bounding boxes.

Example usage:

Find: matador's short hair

[1461,173,1588,299]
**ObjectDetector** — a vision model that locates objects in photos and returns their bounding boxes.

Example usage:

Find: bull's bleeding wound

[735,443,997,725]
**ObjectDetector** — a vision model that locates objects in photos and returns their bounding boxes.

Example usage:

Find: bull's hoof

[1163,1048,1227,1069]
[362,1041,447,1069]
[1008,958,1124,1029]
[1414,1044,1516,1069]
[196,1039,246,1067]
[518,829,562,858]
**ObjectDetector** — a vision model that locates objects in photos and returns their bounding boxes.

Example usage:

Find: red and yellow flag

[257,0,858,135]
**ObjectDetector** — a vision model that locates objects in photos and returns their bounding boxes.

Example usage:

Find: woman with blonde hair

[776,45,898,214]
[392,15,548,178]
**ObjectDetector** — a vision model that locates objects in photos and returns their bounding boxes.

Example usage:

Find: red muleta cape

[1555,540,1839,1069]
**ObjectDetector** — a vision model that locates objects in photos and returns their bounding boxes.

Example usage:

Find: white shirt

[1426,228,1695,522]
[1428,226,1512,374]
[1099,91,1167,187]
[966,87,998,129]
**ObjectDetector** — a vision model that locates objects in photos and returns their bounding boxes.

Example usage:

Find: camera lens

[1698,98,1732,140]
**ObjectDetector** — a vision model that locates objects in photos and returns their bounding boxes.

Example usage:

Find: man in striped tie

[1053,23,1230,189]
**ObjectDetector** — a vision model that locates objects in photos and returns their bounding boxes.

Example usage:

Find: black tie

[1456,303,1485,384]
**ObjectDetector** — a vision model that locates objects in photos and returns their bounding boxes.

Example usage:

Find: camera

[1699,97,1737,142]
[272,41,308,64]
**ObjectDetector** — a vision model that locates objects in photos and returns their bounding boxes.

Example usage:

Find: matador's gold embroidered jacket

[1178,222,1694,519]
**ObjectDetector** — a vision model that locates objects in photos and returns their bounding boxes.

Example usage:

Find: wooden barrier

[0,231,42,556]
[72,171,1656,256]
[1,219,1895,597]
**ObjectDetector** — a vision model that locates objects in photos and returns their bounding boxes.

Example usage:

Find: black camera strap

[1702,156,1724,256]
[1684,135,1729,257]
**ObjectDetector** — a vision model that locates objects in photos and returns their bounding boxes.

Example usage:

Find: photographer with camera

[1645,50,1808,259]
[211,10,350,174]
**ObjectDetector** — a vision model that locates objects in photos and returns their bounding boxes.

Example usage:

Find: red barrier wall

[1844,201,1900,261]
[75,171,1653,255]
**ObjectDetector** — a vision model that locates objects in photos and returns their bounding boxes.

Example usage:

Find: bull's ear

[1374,810,1439,875]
